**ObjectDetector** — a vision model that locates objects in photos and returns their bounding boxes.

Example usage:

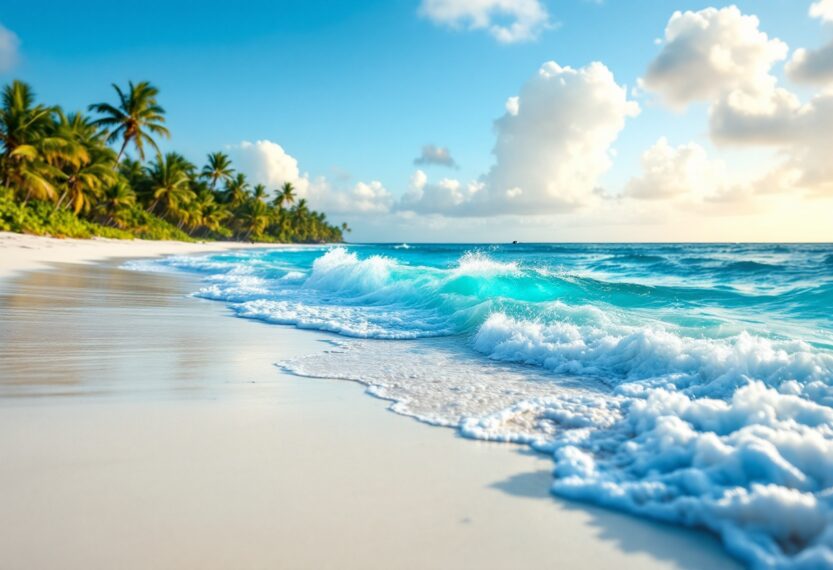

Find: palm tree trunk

[55,190,69,211]
[2,152,12,188]
[114,137,130,169]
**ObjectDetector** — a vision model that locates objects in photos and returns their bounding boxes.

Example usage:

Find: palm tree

[279,181,296,207]
[252,183,267,202]
[177,199,202,231]
[99,180,136,227]
[237,198,271,240]
[223,173,250,208]
[55,153,117,214]
[292,198,309,241]
[8,111,91,206]
[145,152,194,216]
[47,112,117,214]
[294,197,308,215]
[270,192,285,209]
[118,156,145,187]
[199,197,229,235]
[88,81,170,162]
[0,81,56,190]
[6,144,60,203]
[200,151,234,190]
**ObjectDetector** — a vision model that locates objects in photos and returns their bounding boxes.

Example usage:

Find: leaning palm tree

[145,152,194,216]
[88,81,170,162]
[200,151,234,190]
[55,156,117,214]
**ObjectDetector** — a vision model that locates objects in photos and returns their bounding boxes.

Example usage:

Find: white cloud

[310,180,394,214]
[625,138,727,200]
[810,0,833,22]
[0,23,20,73]
[419,0,550,43]
[232,140,393,214]
[644,6,788,108]
[232,140,309,192]
[787,43,833,85]
[709,68,833,196]
[505,96,520,115]
[643,6,833,197]
[786,2,833,85]
[709,86,803,145]
[414,144,458,168]
[399,170,482,214]
[396,61,639,216]
[474,61,639,214]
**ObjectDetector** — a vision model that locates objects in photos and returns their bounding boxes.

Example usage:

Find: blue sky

[2,1,832,241]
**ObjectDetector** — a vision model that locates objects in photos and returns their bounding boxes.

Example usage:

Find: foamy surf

[127,243,833,568]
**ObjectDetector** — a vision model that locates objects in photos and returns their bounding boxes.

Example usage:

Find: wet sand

[0,258,740,569]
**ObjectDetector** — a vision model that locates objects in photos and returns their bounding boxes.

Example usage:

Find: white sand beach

[0,231,269,279]
[0,235,740,570]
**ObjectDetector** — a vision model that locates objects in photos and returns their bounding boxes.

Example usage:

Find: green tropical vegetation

[0,80,347,242]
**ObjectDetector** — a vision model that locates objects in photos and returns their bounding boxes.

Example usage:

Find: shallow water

[130,243,833,568]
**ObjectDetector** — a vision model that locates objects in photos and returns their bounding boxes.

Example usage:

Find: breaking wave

[129,242,833,568]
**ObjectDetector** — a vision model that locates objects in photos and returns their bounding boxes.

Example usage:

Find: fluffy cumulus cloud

[644,6,788,108]
[413,144,458,168]
[0,23,20,73]
[625,138,727,200]
[232,140,308,192]
[477,61,639,214]
[419,0,550,43]
[787,43,833,85]
[716,94,833,196]
[310,180,394,214]
[399,169,482,214]
[232,140,393,215]
[398,62,639,216]
[644,6,833,197]
[787,1,833,85]
[811,0,833,22]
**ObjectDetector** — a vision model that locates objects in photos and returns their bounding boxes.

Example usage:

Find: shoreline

[0,231,317,280]
[0,242,739,569]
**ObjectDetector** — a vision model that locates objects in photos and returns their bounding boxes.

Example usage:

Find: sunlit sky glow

[2,1,832,242]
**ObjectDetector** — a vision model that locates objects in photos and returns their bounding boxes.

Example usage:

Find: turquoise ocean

[131,243,833,568]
